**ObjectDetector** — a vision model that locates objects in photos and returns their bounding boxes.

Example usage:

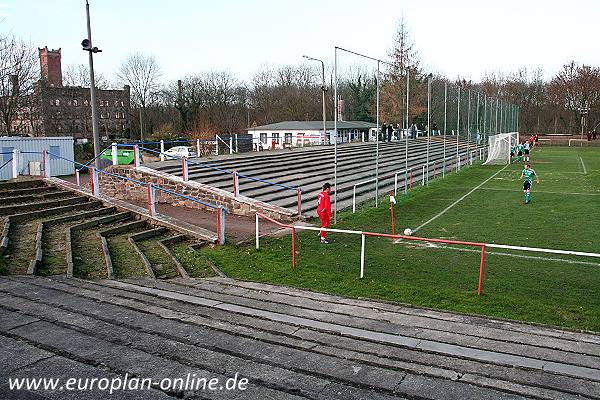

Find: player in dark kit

[520,163,540,204]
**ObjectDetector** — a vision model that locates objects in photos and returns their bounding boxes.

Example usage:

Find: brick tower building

[12,46,132,140]
[38,47,63,88]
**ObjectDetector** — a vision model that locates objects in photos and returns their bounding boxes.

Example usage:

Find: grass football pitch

[200,146,600,331]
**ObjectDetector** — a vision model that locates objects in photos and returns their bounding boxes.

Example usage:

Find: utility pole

[82,0,102,167]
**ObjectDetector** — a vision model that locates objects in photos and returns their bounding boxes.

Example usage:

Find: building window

[284,132,292,144]
[272,133,280,144]
[260,133,267,144]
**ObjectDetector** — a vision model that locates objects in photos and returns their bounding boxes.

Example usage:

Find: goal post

[483,132,519,165]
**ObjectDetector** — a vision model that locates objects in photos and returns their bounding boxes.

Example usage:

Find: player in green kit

[516,142,525,162]
[519,163,540,204]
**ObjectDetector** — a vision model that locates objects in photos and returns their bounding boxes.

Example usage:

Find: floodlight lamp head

[81,38,91,50]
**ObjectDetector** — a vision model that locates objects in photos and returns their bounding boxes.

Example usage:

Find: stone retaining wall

[98,165,296,221]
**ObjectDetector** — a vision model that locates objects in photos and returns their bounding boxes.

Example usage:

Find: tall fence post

[232,170,239,197]
[255,214,259,250]
[75,169,80,188]
[409,168,413,191]
[215,135,220,155]
[182,159,189,181]
[147,183,156,216]
[235,133,238,153]
[133,144,140,167]
[394,173,398,196]
[160,140,165,162]
[111,142,118,165]
[422,165,425,186]
[360,234,365,278]
[229,136,233,155]
[196,138,201,157]
[11,149,19,179]
[297,187,302,216]
[217,206,226,245]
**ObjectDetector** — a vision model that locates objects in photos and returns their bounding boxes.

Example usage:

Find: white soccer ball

[403,228,413,236]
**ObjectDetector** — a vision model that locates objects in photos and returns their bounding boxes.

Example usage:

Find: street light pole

[333,47,338,224]
[303,55,327,145]
[84,0,101,167]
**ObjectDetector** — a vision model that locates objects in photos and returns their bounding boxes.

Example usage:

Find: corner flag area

[198,146,600,331]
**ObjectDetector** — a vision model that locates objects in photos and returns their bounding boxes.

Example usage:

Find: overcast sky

[1,0,598,85]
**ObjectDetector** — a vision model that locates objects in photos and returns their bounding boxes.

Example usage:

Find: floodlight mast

[303,55,327,146]
[83,0,102,168]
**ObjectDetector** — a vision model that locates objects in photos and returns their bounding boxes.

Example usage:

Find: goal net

[483,132,519,165]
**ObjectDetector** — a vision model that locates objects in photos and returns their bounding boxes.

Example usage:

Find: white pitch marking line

[409,164,510,235]
[406,241,600,267]
[478,187,600,196]
[579,156,587,174]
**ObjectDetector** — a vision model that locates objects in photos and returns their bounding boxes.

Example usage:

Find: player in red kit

[317,183,332,244]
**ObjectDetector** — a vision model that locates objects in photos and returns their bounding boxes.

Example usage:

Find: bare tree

[63,63,109,89]
[0,34,38,135]
[117,52,162,141]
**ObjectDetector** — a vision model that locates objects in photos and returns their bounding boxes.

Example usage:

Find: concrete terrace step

[0,180,219,282]
[0,194,91,216]
[0,275,598,400]
[0,184,62,198]
[146,138,482,214]
[0,178,45,192]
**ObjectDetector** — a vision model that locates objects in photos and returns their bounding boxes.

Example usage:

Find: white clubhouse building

[246,121,378,149]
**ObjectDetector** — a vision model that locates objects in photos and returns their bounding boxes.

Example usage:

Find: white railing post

[215,135,220,155]
[394,173,398,196]
[360,234,366,278]
[75,169,80,188]
[11,149,19,179]
[470,151,473,165]
[196,138,201,157]
[233,170,239,197]
[229,136,233,154]
[147,183,156,216]
[255,214,259,250]
[182,159,189,181]
[217,206,226,245]
[45,148,51,177]
[235,134,238,153]
[42,148,49,178]
[111,142,118,165]
[352,186,356,213]
[160,140,165,162]
[133,144,140,167]
[422,165,425,185]
[89,167,100,196]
